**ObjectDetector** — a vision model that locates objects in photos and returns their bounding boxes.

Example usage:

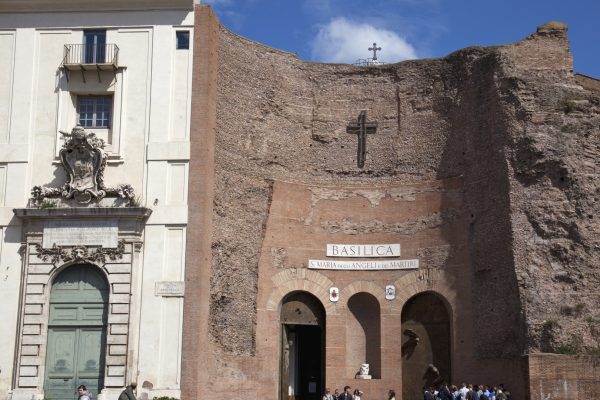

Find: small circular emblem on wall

[385,285,396,300]
[329,287,339,302]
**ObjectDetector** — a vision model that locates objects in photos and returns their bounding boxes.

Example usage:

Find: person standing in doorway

[118,382,137,400]
[77,385,92,400]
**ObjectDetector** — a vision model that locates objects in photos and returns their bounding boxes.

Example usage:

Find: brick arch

[266,268,335,314]
[391,268,456,315]
[339,280,386,307]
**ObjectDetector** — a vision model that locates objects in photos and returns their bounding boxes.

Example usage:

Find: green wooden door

[44,265,108,400]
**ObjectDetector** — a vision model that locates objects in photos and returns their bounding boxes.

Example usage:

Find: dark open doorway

[401,291,451,400]
[280,292,325,400]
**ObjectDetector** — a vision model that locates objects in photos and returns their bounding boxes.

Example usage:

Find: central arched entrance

[401,291,451,400]
[43,264,108,400]
[280,291,325,400]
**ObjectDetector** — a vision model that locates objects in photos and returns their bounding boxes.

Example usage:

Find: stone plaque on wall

[43,221,118,248]
[309,259,419,270]
[155,281,185,297]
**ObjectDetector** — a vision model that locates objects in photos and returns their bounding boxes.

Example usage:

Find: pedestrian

[498,384,510,400]
[459,383,469,400]
[118,382,137,400]
[495,388,507,400]
[388,389,396,400]
[424,387,435,400]
[77,385,92,400]
[482,385,490,399]
[354,388,362,400]
[465,384,474,400]
[438,383,453,400]
[323,388,334,400]
[472,385,480,400]
[451,385,461,400]
[339,386,353,400]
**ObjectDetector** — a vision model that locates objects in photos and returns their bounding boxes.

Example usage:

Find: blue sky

[202,0,598,77]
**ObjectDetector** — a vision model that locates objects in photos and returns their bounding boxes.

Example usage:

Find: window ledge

[52,155,124,165]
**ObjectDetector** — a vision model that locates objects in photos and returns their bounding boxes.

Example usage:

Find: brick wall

[527,353,600,399]
[181,5,219,400]
[185,6,600,399]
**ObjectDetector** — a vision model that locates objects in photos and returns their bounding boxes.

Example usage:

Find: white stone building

[0,1,194,399]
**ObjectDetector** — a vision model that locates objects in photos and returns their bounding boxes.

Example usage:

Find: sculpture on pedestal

[355,363,372,379]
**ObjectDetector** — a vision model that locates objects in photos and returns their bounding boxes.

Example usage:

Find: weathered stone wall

[183,6,600,398]
[499,24,600,355]
[527,353,600,399]
[211,24,531,357]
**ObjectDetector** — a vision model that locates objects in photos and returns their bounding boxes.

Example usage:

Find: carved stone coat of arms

[60,125,106,203]
[31,126,134,206]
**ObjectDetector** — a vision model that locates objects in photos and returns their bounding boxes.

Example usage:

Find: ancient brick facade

[183,6,600,399]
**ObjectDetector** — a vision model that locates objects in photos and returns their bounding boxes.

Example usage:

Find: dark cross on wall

[369,42,382,60]
[346,110,378,168]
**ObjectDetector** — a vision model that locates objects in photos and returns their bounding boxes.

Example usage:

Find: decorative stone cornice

[34,240,126,265]
[0,0,193,13]
[13,207,152,220]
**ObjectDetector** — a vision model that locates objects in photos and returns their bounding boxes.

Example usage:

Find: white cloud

[311,17,417,64]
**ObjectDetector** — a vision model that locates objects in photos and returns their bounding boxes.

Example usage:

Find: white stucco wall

[0,6,193,400]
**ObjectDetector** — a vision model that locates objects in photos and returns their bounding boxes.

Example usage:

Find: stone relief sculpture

[30,126,135,206]
[35,240,126,265]
[401,328,420,358]
[423,364,443,389]
[59,125,106,202]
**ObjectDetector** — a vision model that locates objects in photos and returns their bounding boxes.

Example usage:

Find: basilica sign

[326,244,400,258]
[309,242,417,270]
[308,259,418,270]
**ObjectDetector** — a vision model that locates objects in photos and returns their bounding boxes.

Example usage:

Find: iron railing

[62,43,119,66]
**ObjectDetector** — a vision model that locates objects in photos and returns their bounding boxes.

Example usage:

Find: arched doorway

[43,264,108,400]
[401,291,451,400]
[280,291,325,400]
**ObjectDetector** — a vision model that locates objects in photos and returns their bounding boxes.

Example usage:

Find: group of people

[322,383,509,400]
[77,382,138,400]
[323,386,397,400]
[425,383,511,400]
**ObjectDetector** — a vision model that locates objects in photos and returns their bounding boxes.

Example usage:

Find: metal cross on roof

[369,43,382,60]
[346,111,378,168]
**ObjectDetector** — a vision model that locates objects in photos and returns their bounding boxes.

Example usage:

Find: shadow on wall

[347,292,381,379]
[434,48,526,391]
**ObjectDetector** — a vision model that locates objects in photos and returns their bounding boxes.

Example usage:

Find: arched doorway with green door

[43,264,109,400]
